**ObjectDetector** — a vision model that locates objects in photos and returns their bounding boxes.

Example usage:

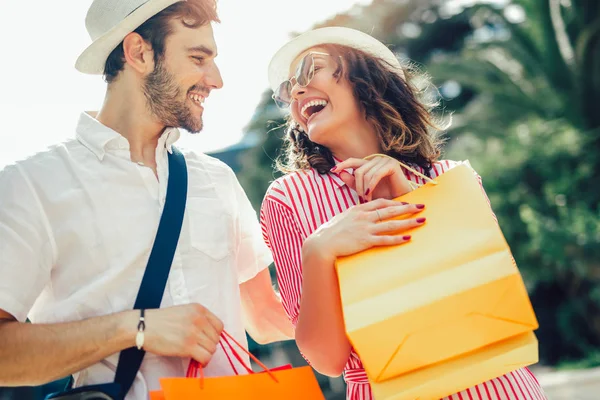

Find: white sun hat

[267,26,404,91]
[76,0,185,74]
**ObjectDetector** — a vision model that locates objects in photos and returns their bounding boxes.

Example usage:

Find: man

[0,0,293,398]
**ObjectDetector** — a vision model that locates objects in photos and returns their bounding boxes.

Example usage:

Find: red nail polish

[359,196,365,203]
[403,235,412,241]
[416,217,426,223]
[365,188,371,196]
[416,204,425,209]
[330,166,337,172]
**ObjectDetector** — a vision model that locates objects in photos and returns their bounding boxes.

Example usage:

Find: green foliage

[237,0,600,367]
[557,350,600,370]
[427,0,600,133]
[446,117,600,363]
[437,0,600,364]
[237,91,287,208]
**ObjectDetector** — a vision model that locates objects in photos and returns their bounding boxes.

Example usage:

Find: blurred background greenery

[231,0,600,397]
[2,0,598,399]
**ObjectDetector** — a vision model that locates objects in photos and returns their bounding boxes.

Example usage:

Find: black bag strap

[113,147,188,398]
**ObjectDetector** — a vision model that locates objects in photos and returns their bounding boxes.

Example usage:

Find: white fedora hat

[76,0,185,74]
[267,26,404,91]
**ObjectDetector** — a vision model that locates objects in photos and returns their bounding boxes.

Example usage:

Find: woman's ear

[332,55,345,80]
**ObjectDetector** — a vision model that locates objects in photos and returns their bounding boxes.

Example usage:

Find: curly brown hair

[276,44,446,176]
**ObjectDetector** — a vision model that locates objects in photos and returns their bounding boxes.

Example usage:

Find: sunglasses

[272,52,331,109]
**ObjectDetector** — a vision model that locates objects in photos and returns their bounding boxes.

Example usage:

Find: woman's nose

[290,81,306,98]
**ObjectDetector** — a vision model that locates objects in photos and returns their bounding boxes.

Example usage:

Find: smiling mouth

[189,93,205,107]
[301,99,328,120]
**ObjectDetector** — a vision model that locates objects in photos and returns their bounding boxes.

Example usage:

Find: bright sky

[0,0,371,168]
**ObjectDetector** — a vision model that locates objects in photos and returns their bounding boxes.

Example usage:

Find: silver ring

[375,209,382,222]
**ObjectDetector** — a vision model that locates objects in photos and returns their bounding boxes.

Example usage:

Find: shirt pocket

[186,197,234,261]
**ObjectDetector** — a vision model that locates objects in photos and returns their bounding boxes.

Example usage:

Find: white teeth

[190,94,205,105]
[301,99,328,119]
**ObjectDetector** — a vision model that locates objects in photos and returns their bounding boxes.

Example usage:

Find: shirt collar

[75,111,181,160]
[158,128,180,155]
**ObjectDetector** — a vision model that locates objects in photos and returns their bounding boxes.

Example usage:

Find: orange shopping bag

[335,163,539,398]
[149,331,325,400]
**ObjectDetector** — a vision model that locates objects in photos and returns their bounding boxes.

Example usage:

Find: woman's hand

[304,199,426,262]
[296,198,425,377]
[332,155,414,202]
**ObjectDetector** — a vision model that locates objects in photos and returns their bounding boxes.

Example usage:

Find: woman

[260,27,547,400]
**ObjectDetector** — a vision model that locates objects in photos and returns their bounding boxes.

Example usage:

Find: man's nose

[205,61,223,89]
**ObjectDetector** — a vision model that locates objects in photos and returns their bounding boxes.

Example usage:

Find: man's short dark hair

[103,0,219,83]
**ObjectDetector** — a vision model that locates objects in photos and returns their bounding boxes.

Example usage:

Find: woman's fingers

[371,216,427,234]
[363,202,425,221]
[332,158,367,172]
[320,198,426,257]
[353,160,377,200]
[331,158,370,200]
[361,157,389,201]
[336,158,383,200]
[360,198,403,211]
[333,156,409,201]
[369,205,410,222]
[367,208,427,247]
[369,233,413,247]
[338,170,356,191]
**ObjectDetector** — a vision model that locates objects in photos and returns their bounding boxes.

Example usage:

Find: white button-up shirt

[0,112,272,399]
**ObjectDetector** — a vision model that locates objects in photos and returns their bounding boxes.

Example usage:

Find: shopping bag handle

[219,332,254,375]
[220,337,240,375]
[186,330,279,388]
[186,335,248,380]
[220,331,278,382]
[363,153,439,190]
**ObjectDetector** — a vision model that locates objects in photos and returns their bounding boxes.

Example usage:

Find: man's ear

[122,32,154,74]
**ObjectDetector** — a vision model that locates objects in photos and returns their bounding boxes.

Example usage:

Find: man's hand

[142,304,224,366]
[0,303,224,386]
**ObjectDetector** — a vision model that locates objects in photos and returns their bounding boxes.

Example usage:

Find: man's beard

[143,57,204,133]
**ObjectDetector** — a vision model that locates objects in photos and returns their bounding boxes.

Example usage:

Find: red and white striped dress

[259,159,547,400]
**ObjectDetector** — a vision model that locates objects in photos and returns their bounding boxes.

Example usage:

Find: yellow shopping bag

[335,163,539,393]
[370,332,538,400]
